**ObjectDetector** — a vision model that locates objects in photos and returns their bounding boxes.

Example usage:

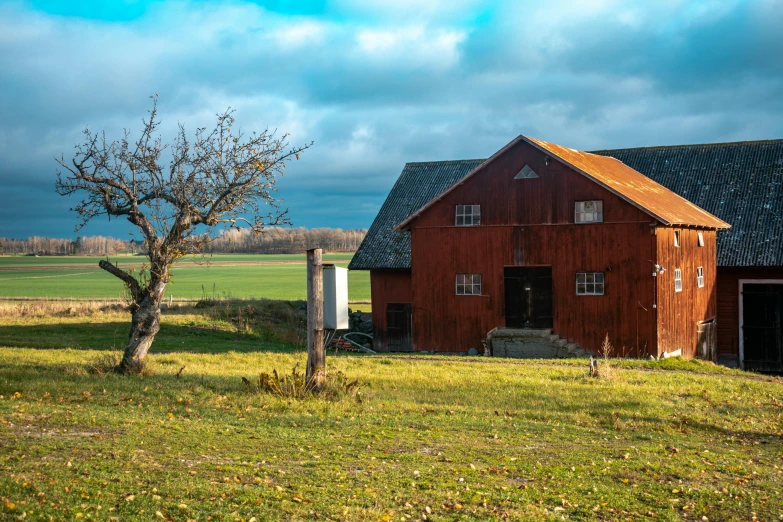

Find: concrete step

[544,334,560,343]
[564,343,579,353]
[553,339,568,348]
[490,328,552,338]
[569,348,586,357]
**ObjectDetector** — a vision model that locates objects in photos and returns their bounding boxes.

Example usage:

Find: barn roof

[396,136,729,231]
[349,160,484,270]
[595,140,783,267]
[349,139,783,270]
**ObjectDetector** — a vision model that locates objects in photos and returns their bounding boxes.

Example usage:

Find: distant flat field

[0,254,370,301]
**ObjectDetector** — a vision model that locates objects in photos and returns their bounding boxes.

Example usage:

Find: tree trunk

[118,278,166,373]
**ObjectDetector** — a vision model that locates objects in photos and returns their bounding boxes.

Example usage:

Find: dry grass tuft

[243,364,361,401]
[63,352,157,377]
[590,334,617,380]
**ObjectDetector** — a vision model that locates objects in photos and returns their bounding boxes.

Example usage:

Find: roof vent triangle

[514,164,539,179]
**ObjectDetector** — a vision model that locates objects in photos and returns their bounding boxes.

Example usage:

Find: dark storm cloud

[0,0,781,238]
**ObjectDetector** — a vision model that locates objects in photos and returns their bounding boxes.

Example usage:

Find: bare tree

[56,96,310,373]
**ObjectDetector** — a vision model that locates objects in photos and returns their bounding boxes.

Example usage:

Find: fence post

[306,248,325,388]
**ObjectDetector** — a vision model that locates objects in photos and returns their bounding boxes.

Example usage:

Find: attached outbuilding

[350,136,732,360]
[594,140,783,370]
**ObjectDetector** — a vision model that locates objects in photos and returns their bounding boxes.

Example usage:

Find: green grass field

[0,254,370,302]
[1,302,782,521]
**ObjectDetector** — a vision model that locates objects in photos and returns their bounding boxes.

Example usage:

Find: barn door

[697,319,716,362]
[386,303,413,352]
[504,267,553,328]
[742,284,783,372]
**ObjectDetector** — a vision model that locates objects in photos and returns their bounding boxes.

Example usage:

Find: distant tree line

[0,236,131,256]
[0,228,366,256]
[203,227,366,254]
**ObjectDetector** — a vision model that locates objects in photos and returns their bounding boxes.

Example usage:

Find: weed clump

[590,334,616,380]
[64,352,157,377]
[243,364,360,402]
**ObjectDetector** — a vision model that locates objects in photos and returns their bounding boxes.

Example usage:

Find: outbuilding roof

[349,160,483,271]
[349,139,783,270]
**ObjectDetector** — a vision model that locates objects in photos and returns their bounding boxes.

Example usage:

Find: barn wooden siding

[369,270,412,352]
[409,140,665,356]
[716,266,783,363]
[655,228,718,357]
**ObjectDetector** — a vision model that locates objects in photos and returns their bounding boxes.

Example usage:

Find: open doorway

[504,267,553,328]
[741,282,783,372]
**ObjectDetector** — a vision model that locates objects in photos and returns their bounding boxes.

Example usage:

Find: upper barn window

[696,267,704,288]
[455,205,481,226]
[674,269,683,292]
[574,201,603,223]
[674,230,681,247]
[697,232,705,247]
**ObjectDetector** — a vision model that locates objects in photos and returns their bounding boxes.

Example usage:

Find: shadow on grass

[0,322,300,354]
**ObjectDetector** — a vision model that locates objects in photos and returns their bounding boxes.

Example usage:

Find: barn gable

[396,136,729,231]
[349,138,783,271]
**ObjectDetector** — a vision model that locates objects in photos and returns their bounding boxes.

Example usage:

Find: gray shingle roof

[349,160,483,270]
[594,140,783,267]
[349,140,783,270]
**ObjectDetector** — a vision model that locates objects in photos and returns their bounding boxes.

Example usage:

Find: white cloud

[355,25,466,68]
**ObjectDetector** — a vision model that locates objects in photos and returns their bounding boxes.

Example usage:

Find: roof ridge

[592,138,783,153]
[405,159,485,166]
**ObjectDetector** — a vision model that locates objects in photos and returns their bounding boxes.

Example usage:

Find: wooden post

[306,248,326,389]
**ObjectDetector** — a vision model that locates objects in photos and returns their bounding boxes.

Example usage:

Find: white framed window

[674,230,680,247]
[456,274,482,295]
[575,200,603,223]
[697,232,704,247]
[674,268,682,292]
[455,205,481,226]
[696,267,704,288]
[514,164,539,179]
[576,272,604,295]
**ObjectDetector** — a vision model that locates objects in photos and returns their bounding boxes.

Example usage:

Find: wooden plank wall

[409,140,662,356]
[716,266,783,362]
[411,224,658,355]
[369,270,412,352]
[655,228,718,357]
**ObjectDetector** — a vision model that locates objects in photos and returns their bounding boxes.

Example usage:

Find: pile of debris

[327,309,375,353]
[348,310,372,333]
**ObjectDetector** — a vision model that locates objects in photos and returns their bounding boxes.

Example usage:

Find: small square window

[576,272,604,295]
[697,232,704,247]
[674,230,680,247]
[696,267,704,288]
[456,273,482,295]
[674,268,682,292]
[575,201,603,223]
[455,205,481,226]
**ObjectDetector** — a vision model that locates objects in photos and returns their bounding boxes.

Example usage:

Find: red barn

[350,136,729,359]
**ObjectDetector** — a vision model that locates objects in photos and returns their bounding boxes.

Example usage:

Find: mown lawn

[1,305,782,521]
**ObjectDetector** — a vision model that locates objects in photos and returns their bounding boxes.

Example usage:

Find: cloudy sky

[1,0,781,239]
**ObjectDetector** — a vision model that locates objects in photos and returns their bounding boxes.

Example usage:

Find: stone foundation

[487,328,591,359]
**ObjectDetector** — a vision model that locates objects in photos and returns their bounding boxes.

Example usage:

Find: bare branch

[98,260,141,301]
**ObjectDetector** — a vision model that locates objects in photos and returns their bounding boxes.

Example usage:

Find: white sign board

[323,265,349,330]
